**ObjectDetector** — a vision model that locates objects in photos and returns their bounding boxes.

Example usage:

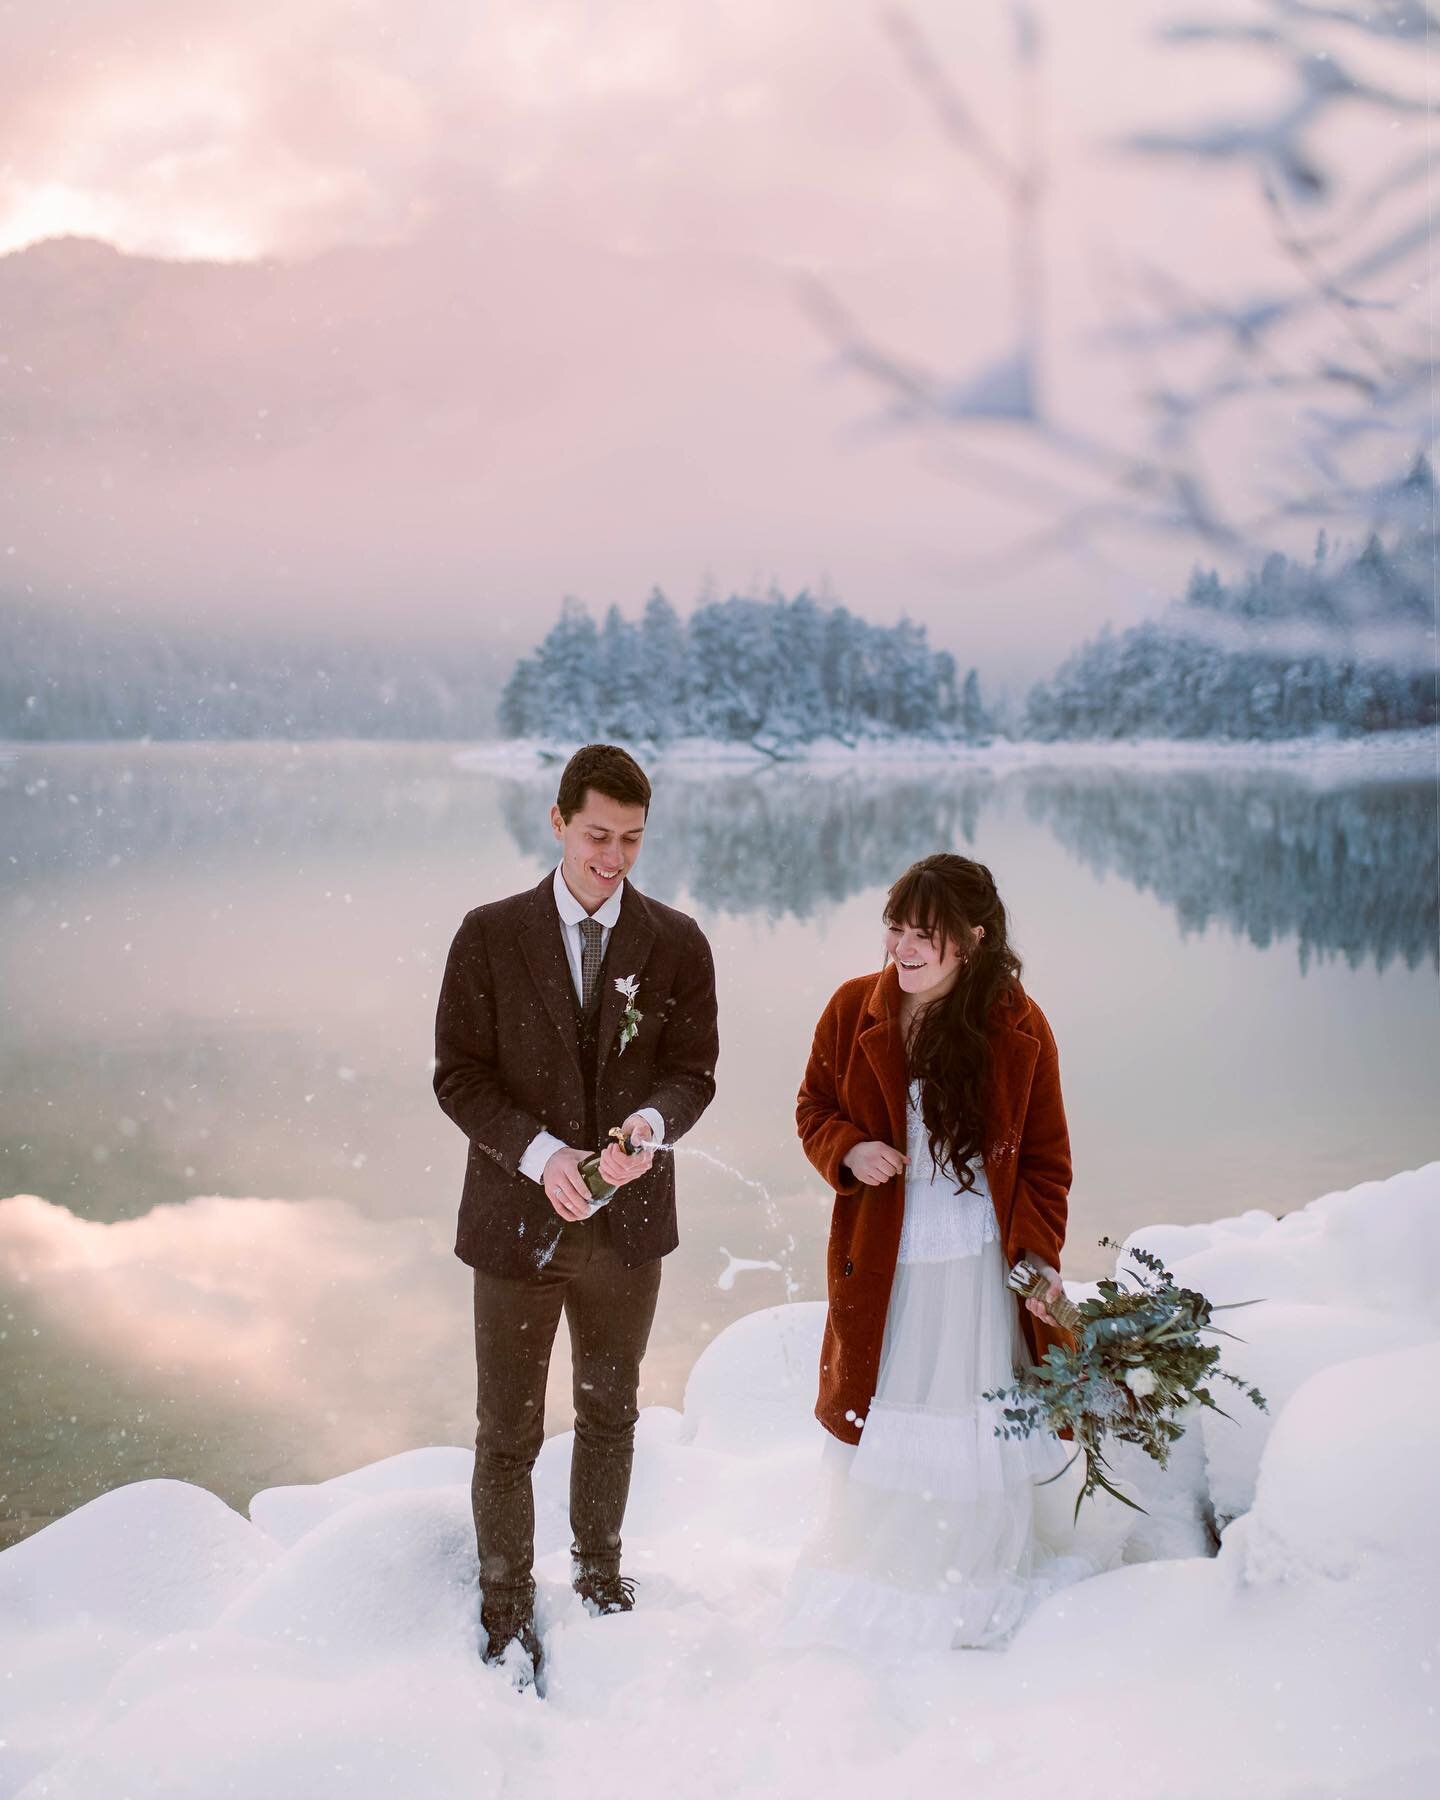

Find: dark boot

[480,1588,543,1686]
[572,1565,636,1617]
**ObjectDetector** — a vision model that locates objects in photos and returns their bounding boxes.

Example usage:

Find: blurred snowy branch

[804,0,1435,567]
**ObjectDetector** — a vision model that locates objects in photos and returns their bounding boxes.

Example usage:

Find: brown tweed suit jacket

[435,873,719,1276]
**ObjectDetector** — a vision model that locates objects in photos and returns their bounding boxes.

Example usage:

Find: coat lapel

[594,883,658,1083]
[853,967,1044,1206]
[858,963,909,1151]
[518,875,584,1079]
[984,1003,1040,1240]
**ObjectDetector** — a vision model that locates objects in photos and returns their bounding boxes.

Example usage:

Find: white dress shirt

[518,865,666,1184]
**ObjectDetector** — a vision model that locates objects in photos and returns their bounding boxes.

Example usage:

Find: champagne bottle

[1006,1259,1085,1334]
[577,1128,635,1213]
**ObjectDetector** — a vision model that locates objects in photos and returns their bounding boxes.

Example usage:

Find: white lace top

[896,1079,1000,1265]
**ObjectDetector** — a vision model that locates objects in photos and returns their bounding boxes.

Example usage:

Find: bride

[782,852,1094,1653]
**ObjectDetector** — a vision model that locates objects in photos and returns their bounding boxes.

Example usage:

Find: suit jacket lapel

[519,875,584,1079]
[594,884,657,1084]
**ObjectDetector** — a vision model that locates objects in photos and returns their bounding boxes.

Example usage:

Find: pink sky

[0,1,1422,688]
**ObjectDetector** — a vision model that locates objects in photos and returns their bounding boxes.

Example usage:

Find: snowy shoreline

[3,1163,1437,1799]
[455,727,1437,782]
[1,728,1431,784]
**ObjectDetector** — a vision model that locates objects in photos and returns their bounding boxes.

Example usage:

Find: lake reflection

[1019,770,1438,974]
[499,768,993,921]
[1,743,1435,1549]
[499,761,1439,971]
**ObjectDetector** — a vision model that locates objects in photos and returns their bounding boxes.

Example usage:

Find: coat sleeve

[1009,1003,1072,1272]
[795,997,866,1196]
[640,917,719,1144]
[433,911,550,1174]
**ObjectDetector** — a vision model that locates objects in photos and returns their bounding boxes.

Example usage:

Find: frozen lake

[1,740,1436,1548]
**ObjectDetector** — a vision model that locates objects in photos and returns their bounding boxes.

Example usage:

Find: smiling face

[551,788,647,912]
[884,913,981,1004]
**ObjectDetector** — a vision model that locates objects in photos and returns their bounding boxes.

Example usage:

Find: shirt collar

[553,862,624,930]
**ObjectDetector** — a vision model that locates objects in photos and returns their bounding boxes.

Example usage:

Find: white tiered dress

[780,1080,1094,1654]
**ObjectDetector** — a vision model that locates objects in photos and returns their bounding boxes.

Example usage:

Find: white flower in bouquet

[1125,1367,1159,1398]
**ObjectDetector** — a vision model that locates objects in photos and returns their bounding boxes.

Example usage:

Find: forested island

[2,460,1432,747]
[501,469,1434,751]
[1024,475,1435,743]
[498,590,993,749]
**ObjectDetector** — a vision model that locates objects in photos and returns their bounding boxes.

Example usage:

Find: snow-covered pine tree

[640,589,688,744]
[598,604,651,744]
[1023,476,1436,741]
[819,606,864,743]
[498,654,541,738]
[959,667,991,741]
[533,597,602,742]
[766,592,829,745]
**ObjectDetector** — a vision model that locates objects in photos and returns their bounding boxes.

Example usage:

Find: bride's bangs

[884,867,963,955]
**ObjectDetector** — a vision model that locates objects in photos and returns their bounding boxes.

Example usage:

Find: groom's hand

[542,1147,595,1221]
[597,1114,656,1187]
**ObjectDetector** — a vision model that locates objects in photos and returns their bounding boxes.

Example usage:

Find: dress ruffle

[779,1204,1102,1656]
[780,1562,1028,1654]
[851,1395,1074,1501]
[779,1550,1102,1656]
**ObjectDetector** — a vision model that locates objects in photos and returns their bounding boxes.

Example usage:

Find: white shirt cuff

[520,1129,568,1185]
[520,1112,664,1183]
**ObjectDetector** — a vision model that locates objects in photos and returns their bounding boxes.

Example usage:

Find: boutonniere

[614,974,643,1053]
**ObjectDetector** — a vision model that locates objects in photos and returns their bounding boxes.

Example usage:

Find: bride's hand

[1023,1256,1064,1326]
[843,1140,909,1187]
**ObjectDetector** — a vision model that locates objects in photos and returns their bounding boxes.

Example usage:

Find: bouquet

[985,1238,1268,1519]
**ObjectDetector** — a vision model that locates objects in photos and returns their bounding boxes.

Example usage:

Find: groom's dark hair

[556,743,653,821]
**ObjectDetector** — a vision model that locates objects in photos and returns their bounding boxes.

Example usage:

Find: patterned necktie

[579,917,604,1012]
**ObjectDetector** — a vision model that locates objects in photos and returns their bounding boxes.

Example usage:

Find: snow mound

[0,1478,274,1639]
[218,1486,478,1663]
[13,1652,504,1800]
[0,1481,277,1796]
[3,1163,1437,1800]
[680,1299,824,1454]
[1125,1163,1440,1523]
[249,1446,473,1547]
[1240,1341,1440,1587]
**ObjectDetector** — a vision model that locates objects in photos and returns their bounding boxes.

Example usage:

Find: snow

[715,1247,784,1291]
[3,1163,1438,1800]
[454,726,1437,781]
[1121,1166,1440,1524]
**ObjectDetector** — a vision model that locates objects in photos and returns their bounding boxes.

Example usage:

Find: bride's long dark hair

[884,854,1023,1194]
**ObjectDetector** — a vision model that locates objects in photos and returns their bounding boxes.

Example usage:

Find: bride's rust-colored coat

[796,962,1075,1445]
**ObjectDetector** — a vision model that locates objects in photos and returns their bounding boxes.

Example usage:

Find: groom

[434,743,719,1681]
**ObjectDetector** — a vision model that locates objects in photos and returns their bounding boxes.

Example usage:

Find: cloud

[0,1,440,258]
[0,1,956,265]
[0,1192,472,1471]
[0,2,1423,685]
[0,2,1093,675]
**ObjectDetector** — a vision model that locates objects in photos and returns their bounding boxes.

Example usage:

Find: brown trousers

[471,1206,662,1611]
